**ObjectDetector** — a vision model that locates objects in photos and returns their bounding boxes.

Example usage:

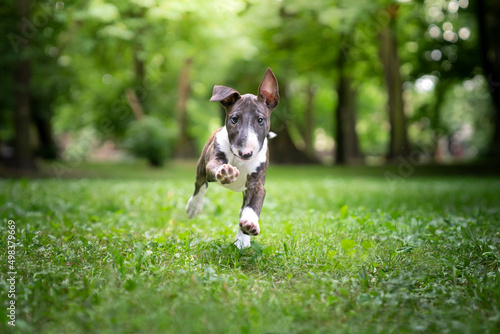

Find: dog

[185,68,279,249]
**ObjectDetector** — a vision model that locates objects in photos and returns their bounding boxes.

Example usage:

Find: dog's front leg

[235,168,267,249]
[239,184,265,236]
[207,159,240,185]
[186,166,208,219]
[186,155,240,218]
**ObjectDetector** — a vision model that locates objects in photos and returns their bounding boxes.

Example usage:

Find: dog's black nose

[239,150,253,159]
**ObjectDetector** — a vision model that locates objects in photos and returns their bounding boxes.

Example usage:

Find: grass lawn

[1,161,500,333]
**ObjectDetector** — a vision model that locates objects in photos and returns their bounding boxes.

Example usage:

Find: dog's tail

[268,132,277,140]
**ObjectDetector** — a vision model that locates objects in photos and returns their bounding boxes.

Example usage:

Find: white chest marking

[215,126,267,192]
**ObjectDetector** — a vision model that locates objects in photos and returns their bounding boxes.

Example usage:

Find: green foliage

[1,165,500,333]
[123,116,177,166]
[2,0,495,162]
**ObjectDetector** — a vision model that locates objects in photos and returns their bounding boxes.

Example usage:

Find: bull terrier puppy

[186,68,279,249]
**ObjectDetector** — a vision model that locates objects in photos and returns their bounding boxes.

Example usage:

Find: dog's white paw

[186,195,204,219]
[186,184,207,219]
[239,207,260,236]
[216,164,239,185]
[234,229,251,249]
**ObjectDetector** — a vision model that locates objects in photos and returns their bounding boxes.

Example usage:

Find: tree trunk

[32,98,58,160]
[129,25,147,116]
[430,82,449,160]
[125,89,144,120]
[269,85,315,164]
[477,0,500,158]
[175,58,196,158]
[133,43,145,86]
[334,34,362,165]
[335,71,362,165]
[13,0,36,171]
[378,6,410,160]
[303,85,316,160]
[268,125,313,164]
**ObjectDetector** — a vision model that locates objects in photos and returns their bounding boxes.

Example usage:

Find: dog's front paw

[239,207,260,236]
[216,164,239,185]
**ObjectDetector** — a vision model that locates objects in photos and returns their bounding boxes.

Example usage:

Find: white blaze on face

[242,129,261,157]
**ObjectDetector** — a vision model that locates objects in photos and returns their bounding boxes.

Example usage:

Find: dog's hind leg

[186,176,208,219]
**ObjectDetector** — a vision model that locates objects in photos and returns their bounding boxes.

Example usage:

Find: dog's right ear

[210,85,241,108]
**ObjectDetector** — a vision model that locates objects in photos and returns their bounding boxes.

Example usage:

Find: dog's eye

[230,116,238,124]
[257,117,264,124]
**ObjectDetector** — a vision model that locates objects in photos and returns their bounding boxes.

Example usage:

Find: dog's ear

[210,85,241,108]
[258,68,279,111]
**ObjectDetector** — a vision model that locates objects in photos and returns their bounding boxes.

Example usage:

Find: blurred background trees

[1,0,498,170]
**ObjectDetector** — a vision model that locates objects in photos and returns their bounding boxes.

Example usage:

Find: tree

[334,31,363,165]
[335,53,362,164]
[268,80,316,164]
[2,0,491,169]
[315,0,373,164]
[378,3,410,160]
[262,4,320,164]
[302,84,317,160]
[396,0,488,159]
[175,58,196,158]
[477,0,500,158]
[12,0,36,170]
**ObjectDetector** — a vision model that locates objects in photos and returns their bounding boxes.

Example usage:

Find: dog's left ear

[258,68,279,111]
[210,85,241,108]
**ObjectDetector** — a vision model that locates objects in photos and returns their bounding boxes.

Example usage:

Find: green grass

[1,162,500,333]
